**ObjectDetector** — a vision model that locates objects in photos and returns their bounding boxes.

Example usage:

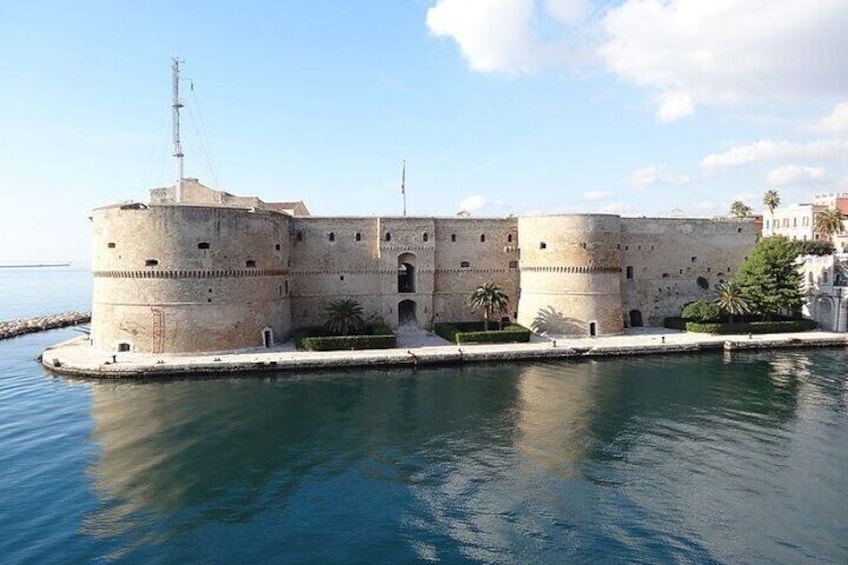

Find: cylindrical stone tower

[517,215,623,336]
[90,204,291,354]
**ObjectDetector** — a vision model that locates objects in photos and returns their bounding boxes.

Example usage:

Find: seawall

[41,331,848,378]
[1,312,90,340]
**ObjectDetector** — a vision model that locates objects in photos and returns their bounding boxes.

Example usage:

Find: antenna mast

[171,57,184,202]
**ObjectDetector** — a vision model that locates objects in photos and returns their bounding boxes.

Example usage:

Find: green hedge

[294,324,396,351]
[684,319,817,334]
[663,317,687,330]
[434,322,531,344]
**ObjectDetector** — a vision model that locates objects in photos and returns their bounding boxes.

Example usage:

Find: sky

[3,0,848,263]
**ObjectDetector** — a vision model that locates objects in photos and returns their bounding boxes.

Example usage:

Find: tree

[466,281,510,331]
[730,200,752,218]
[713,281,751,323]
[734,236,805,319]
[795,239,835,256]
[681,300,721,322]
[815,208,845,240]
[324,298,365,336]
[763,189,781,216]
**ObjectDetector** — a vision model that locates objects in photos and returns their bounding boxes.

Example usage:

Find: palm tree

[324,298,365,336]
[466,281,510,331]
[730,200,752,218]
[815,208,845,241]
[713,281,751,323]
[763,189,780,216]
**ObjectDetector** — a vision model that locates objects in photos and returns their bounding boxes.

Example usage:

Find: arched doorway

[629,310,643,328]
[816,296,834,330]
[398,253,416,293]
[399,299,417,326]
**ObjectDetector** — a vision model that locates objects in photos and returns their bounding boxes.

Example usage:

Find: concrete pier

[1,312,90,340]
[41,329,848,378]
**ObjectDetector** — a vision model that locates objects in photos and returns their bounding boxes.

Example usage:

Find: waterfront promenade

[42,328,848,378]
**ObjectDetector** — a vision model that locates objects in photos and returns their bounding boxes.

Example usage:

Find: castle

[89,178,757,354]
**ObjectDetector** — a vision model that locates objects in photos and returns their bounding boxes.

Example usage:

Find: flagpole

[401,160,407,217]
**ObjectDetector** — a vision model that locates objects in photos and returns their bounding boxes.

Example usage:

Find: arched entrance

[629,309,643,328]
[815,296,834,330]
[399,299,417,326]
[398,253,416,293]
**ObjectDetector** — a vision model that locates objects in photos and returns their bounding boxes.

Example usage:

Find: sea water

[1,267,847,563]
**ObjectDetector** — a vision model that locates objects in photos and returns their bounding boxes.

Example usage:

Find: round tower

[517,215,623,336]
[90,203,291,354]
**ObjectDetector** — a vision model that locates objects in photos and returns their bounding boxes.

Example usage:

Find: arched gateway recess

[629,310,643,328]
[399,300,417,326]
[398,253,416,293]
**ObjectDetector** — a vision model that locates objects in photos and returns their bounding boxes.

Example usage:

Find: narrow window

[540,242,547,249]
[117,342,131,352]
[507,234,513,243]
[460,261,470,268]
[662,273,670,278]
[285,280,289,294]
[198,242,210,249]
[340,275,345,281]
[737,227,742,233]
[451,234,456,242]
[107,242,116,249]
[355,232,361,241]
[480,234,486,243]
[296,232,303,241]
[423,232,429,242]
[793,218,797,227]
[246,260,257,268]
[328,232,335,242]
[145,259,158,267]
[691,256,697,263]
[508,260,518,269]
[626,266,634,279]
[275,243,281,251]
[385,232,392,242]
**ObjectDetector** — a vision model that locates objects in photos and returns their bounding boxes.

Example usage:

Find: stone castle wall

[619,218,756,327]
[90,201,756,354]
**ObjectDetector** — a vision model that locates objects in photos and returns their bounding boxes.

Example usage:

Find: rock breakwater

[1,312,90,340]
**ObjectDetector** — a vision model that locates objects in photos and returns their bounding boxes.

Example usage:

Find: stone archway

[399,299,417,326]
[398,252,416,293]
[815,296,834,330]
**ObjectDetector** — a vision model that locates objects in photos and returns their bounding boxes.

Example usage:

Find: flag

[401,160,406,195]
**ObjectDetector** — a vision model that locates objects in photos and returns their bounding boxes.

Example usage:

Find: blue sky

[3,0,848,262]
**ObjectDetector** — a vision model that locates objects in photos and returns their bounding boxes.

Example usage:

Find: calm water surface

[1,269,847,563]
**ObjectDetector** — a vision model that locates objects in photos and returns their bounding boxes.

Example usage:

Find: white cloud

[600,0,848,121]
[598,201,642,215]
[582,189,612,200]
[544,0,590,27]
[425,0,590,74]
[701,140,848,169]
[693,200,717,211]
[766,165,828,187]
[426,0,537,74]
[625,164,690,188]
[815,102,848,133]
[734,192,758,203]
[458,194,487,212]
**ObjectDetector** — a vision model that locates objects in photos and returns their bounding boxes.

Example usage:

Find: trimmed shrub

[684,319,817,334]
[294,324,396,351]
[301,334,396,351]
[663,317,687,330]
[434,322,531,344]
[681,300,721,322]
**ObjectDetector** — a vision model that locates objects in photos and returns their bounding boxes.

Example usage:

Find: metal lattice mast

[172,57,184,202]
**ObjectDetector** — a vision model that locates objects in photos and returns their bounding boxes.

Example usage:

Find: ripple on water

[2,343,848,563]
